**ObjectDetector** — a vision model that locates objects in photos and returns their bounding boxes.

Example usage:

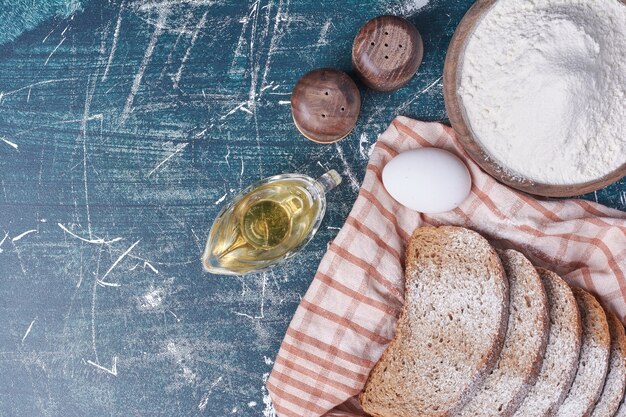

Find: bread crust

[456,249,550,417]
[616,398,626,417]
[589,310,626,417]
[503,269,583,417]
[555,287,611,417]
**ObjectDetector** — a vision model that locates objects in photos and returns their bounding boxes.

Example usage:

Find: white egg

[382,148,471,213]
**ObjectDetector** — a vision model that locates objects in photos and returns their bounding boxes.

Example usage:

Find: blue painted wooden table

[0,0,623,416]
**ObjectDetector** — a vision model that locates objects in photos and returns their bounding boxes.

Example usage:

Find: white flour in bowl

[458,0,626,185]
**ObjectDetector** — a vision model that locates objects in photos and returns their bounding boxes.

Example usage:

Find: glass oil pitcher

[202,170,342,275]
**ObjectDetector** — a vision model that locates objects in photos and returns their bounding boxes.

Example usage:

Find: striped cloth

[267,117,626,417]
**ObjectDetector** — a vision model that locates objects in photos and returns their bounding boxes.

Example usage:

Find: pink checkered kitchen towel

[266,116,626,417]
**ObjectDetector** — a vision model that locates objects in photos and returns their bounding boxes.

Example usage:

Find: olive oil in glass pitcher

[202,170,341,275]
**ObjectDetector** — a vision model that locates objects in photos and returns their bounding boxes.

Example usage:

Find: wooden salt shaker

[352,15,424,92]
[290,68,361,144]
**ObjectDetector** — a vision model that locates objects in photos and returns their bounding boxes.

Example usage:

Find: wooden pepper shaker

[290,68,361,144]
[352,15,424,92]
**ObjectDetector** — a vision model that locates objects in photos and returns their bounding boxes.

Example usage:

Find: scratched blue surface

[0,1,624,416]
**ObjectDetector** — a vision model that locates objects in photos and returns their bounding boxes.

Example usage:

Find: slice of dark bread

[513,269,582,417]
[457,250,549,417]
[555,287,611,417]
[590,310,626,417]
[360,226,509,417]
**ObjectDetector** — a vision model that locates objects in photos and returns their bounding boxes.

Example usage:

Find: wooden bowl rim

[443,0,626,198]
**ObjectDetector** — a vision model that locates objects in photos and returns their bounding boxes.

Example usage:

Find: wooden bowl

[443,0,626,197]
